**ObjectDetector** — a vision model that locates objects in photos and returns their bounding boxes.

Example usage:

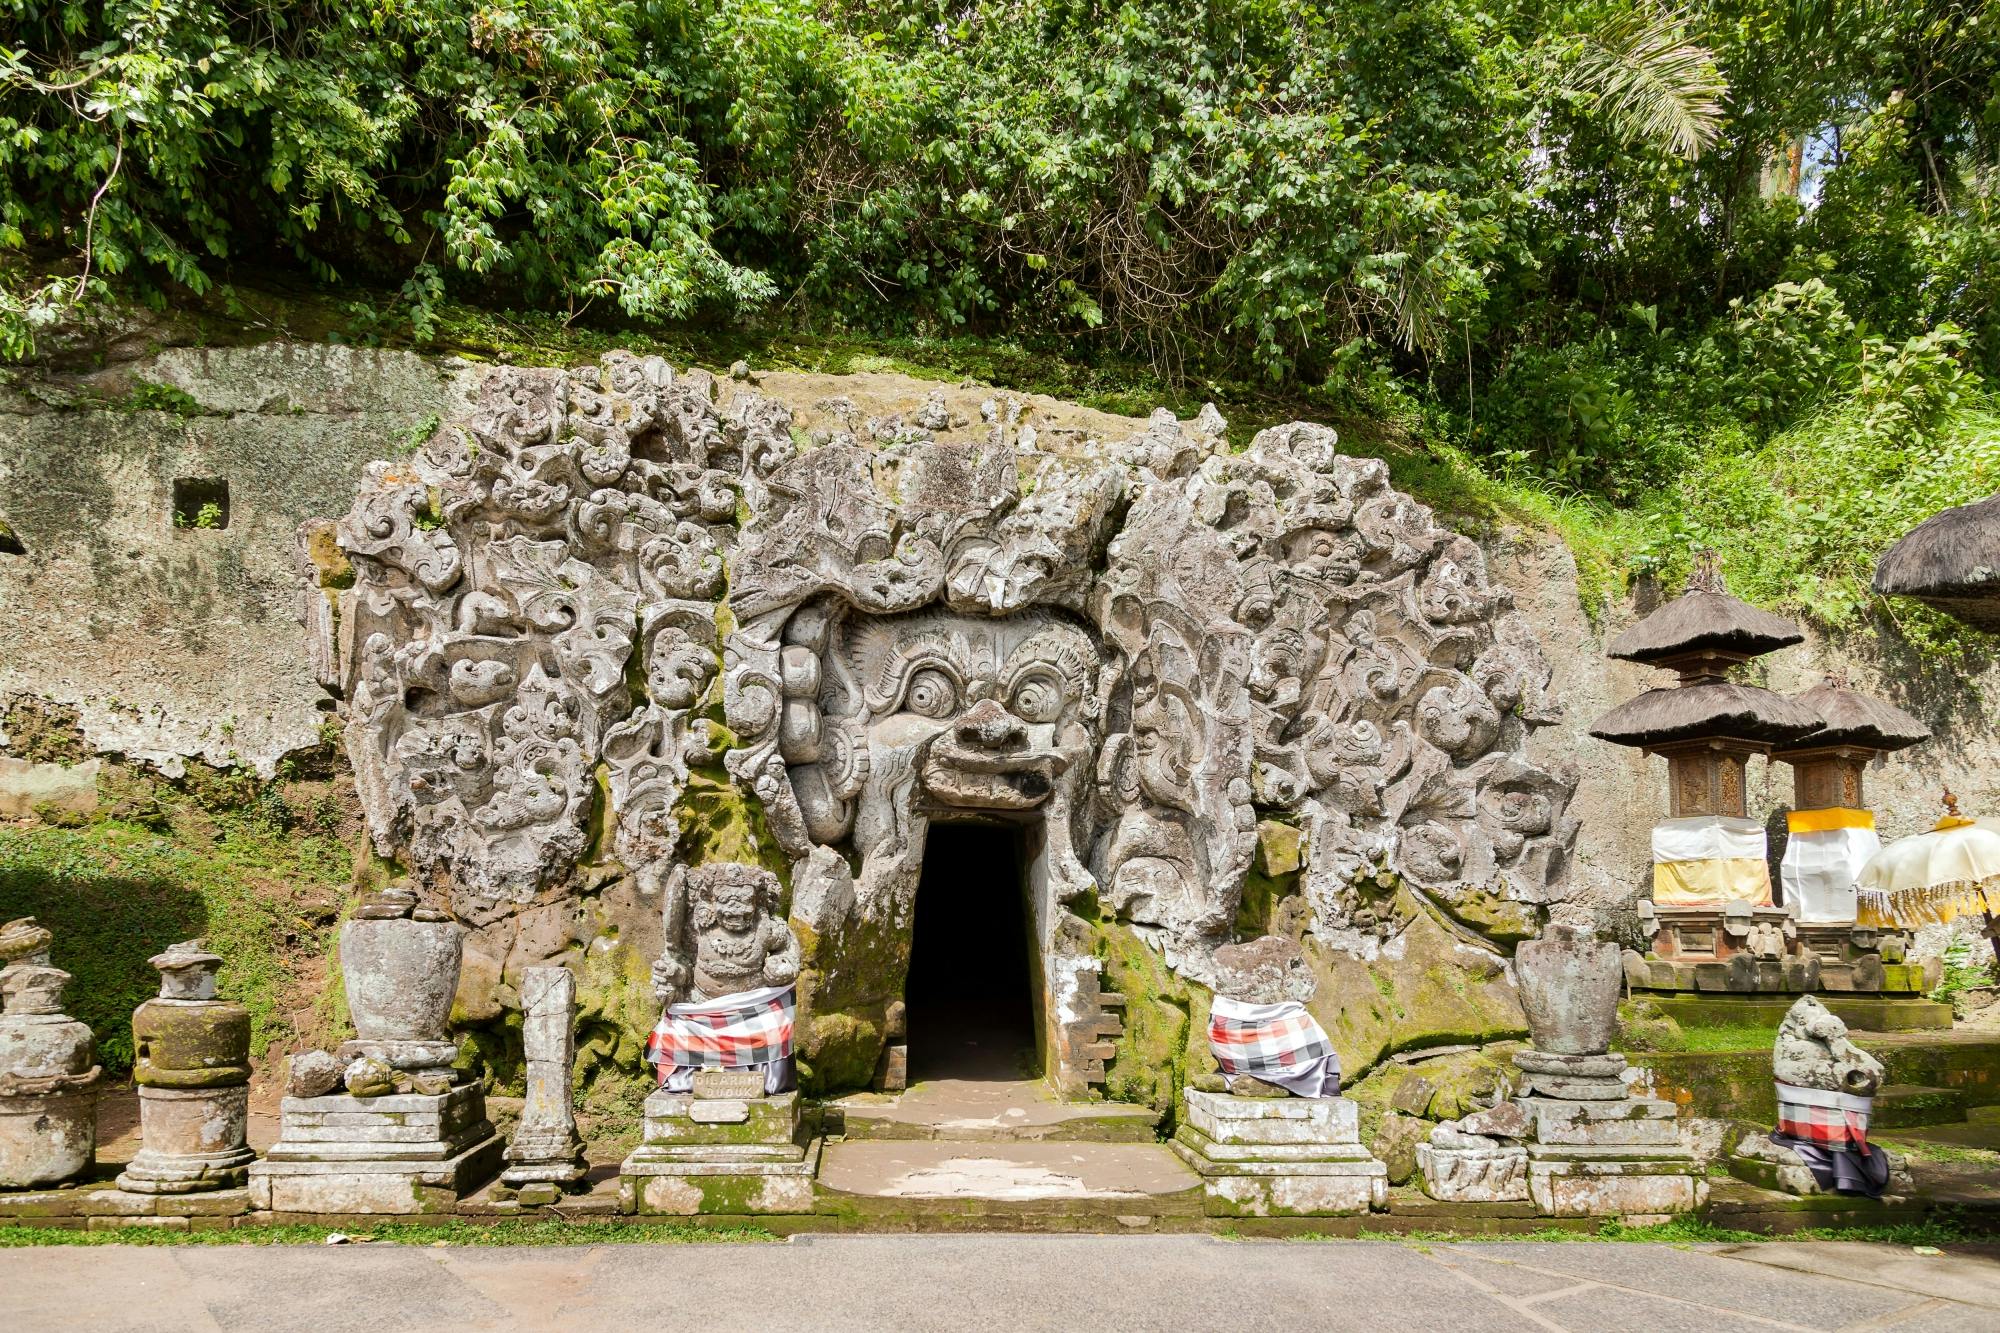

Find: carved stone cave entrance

[905,822,1039,1083]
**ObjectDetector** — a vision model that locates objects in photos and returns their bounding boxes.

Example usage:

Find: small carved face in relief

[836,610,1100,813]
[708,880,760,932]
[647,625,715,710]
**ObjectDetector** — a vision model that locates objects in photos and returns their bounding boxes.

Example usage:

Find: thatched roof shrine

[1589,681,1822,750]
[1873,493,2000,633]
[1608,560,1804,670]
[1775,677,1930,755]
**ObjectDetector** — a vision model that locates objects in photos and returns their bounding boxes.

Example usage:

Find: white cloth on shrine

[1781,811,1879,923]
[1652,815,1771,907]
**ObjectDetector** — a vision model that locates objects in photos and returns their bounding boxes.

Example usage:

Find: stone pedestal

[1171,1090,1387,1218]
[119,940,255,1194]
[619,1085,818,1215]
[248,1083,501,1215]
[120,1085,256,1194]
[1511,1051,1705,1219]
[0,944,100,1190]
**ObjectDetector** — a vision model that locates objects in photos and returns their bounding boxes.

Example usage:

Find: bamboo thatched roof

[1873,494,2000,632]
[1777,677,1930,754]
[1589,681,1822,748]
[1607,558,1803,666]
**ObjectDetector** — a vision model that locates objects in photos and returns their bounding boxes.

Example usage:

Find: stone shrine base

[1511,1050,1706,1219]
[1171,1090,1387,1218]
[247,1083,502,1215]
[618,1089,820,1216]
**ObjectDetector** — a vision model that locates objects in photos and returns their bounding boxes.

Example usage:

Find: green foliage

[0,785,351,1072]
[6,0,2000,654]
[0,1218,776,1246]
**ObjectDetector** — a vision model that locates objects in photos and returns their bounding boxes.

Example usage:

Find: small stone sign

[692,1068,766,1099]
[689,1099,751,1124]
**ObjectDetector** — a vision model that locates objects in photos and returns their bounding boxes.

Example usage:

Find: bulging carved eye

[1011,674,1064,723]
[904,668,959,719]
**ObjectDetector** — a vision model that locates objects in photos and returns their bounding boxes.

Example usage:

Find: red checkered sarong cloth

[1208,996,1341,1098]
[645,984,795,1072]
[1775,1081,1873,1155]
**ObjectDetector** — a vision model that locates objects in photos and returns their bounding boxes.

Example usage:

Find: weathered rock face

[310,354,1578,1094]
[0,343,475,777]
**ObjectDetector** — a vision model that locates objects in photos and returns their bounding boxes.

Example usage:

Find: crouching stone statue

[1733,995,1908,1198]
[1202,935,1340,1097]
[645,862,802,1094]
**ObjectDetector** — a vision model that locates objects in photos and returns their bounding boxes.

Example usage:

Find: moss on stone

[1097,920,1192,1116]
[1301,896,1528,1083]
[798,1011,882,1094]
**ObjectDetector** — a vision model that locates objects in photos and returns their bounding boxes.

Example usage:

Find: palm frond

[1571,8,1728,161]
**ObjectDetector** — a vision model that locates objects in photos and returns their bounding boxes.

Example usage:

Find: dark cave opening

[904,822,1038,1081]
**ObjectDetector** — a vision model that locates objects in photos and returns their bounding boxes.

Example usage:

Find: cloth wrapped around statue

[1207,995,1341,1097]
[1771,1081,1889,1197]
[644,984,795,1094]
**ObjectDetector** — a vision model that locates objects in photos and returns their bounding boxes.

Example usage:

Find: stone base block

[336,1037,460,1072]
[1524,1146,1707,1218]
[247,1133,502,1215]
[1417,1142,1529,1203]
[117,1144,256,1195]
[1182,1089,1359,1147]
[263,1084,492,1164]
[619,1139,821,1216]
[640,1089,801,1151]
[1516,1095,1680,1147]
[1171,1137,1387,1217]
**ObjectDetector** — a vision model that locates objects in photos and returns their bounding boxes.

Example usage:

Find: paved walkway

[6,1236,1998,1331]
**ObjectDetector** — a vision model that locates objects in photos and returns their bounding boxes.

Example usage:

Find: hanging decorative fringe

[1857,876,2000,929]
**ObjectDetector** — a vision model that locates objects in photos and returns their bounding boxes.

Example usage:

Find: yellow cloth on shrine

[1653,858,1774,906]
[1787,807,1875,834]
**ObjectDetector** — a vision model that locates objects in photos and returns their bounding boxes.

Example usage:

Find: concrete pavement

[4,1235,1998,1331]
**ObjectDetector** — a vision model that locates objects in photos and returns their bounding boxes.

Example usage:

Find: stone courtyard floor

[4,1235,1997,1331]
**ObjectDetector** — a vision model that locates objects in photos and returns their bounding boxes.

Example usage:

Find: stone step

[1871,1083,1968,1130]
[817,1140,1202,1220]
[831,1078,1160,1144]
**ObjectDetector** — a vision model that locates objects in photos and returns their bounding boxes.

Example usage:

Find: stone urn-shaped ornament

[338,886,464,1076]
[1514,922,1622,1056]
[0,954,102,1189]
[119,940,256,1193]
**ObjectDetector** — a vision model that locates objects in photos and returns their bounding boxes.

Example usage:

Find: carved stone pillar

[501,966,587,1202]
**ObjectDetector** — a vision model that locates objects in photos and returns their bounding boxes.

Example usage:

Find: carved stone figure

[0,923,100,1189]
[1732,995,1907,1198]
[652,863,801,1006]
[1775,994,1883,1095]
[1204,936,1335,1098]
[311,355,1580,1099]
[1419,1102,1531,1203]
[119,940,255,1194]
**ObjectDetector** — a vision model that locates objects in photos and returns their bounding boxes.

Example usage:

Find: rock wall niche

[307,354,1578,1097]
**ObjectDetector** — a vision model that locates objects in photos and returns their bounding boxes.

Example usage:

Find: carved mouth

[919,738,1066,810]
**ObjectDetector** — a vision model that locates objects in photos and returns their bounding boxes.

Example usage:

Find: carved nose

[1843,1066,1880,1095]
[956,698,1025,750]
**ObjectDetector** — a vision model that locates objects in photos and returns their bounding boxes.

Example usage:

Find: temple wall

[4,335,1997,1104]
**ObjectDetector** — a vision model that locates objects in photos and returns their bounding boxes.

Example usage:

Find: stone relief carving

[326,355,770,905]
[312,354,1578,1087]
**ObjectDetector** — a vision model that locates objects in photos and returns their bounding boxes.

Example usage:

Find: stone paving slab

[831,1077,1160,1142]
[818,1139,1201,1201]
[6,1236,2000,1332]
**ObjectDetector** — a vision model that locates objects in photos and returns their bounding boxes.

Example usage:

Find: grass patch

[1875,1138,2000,1167]
[0,1218,776,1247]
[0,771,353,1071]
